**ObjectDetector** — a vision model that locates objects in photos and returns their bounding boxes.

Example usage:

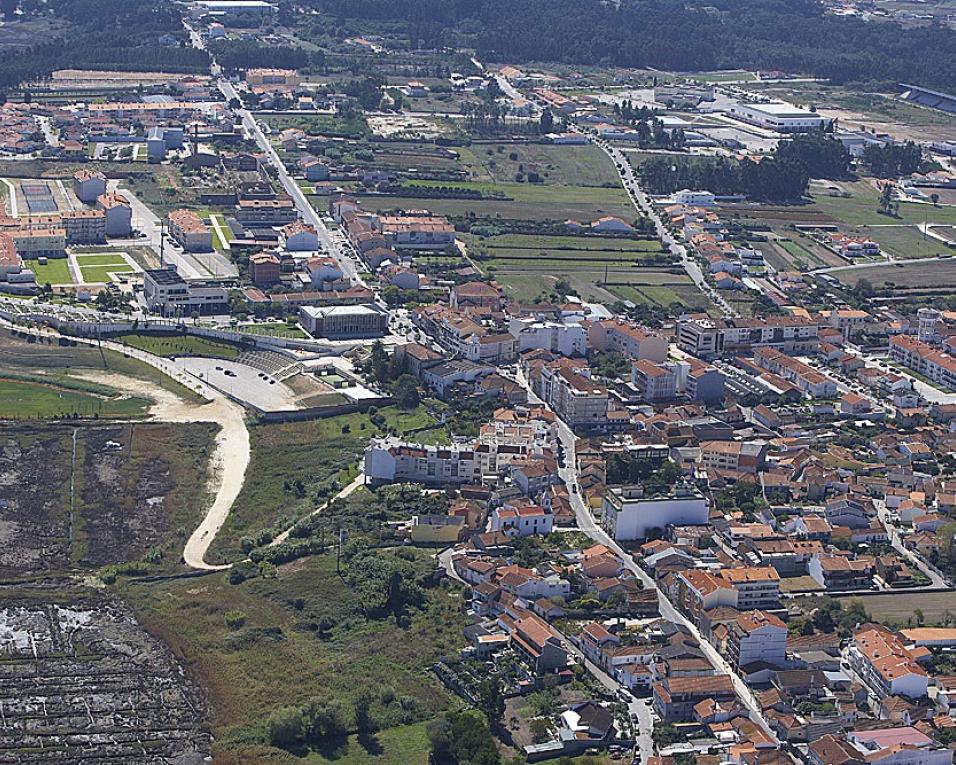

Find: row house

[676,314,820,359]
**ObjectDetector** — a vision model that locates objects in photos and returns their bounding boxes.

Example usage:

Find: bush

[224,610,247,629]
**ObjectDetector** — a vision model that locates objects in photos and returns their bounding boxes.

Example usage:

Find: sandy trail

[35,335,252,571]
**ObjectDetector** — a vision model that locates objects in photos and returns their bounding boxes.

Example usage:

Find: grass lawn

[114,333,241,359]
[237,322,308,339]
[686,70,756,82]
[0,376,149,418]
[74,253,131,266]
[28,258,74,284]
[79,264,134,283]
[118,549,467,763]
[208,213,230,251]
[207,406,445,564]
[812,182,956,229]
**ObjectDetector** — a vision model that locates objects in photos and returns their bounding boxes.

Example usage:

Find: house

[808,553,874,590]
[490,505,554,537]
[559,701,616,742]
[841,393,872,415]
[653,675,737,722]
[450,281,503,310]
[590,216,634,234]
[508,614,568,673]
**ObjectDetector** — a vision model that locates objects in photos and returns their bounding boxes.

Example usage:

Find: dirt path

[76,362,251,571]
[6,325,252,571]
[267,471,366,548]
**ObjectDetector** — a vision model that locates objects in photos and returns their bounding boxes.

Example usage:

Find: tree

[392,373,420,410]
[266,706,305,748]
[353,690,374,734]
[475,676,505,723]
[539,107,554,133]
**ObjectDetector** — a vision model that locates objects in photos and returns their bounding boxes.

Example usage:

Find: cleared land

[0,376,149,418]
[837,592,956,625]
[455,143,622,186]
[0,421,215,576]
[262,112,369,138]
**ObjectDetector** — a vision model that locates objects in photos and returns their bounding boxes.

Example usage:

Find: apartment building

[676,314,819,358]
[72,169,107,203]
[808,553,874,590]
[587,319,668,362]
[754,347,837,398]
[168,209,212,252]
[509,317,587,357]
[365,438,482,486]
[378,213,454,251]
[245,67,300,87]
[280,220,319,251]
[413,305,517,364]
[631,359,678,402]
[601,483,708,541]
[235,198,297,225]
[718,567,780,610]
[726,610,787,669]
[96,191,132,237]
[60,210,106,244]
[9,227,66,258]
[540,363,609,430]
[298,304,387,339]
[889,334,956,391]
[847,625,928,699]
[698,440,767,475]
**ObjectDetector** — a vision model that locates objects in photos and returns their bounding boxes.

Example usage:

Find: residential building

[726,610,787,669]
[72,169,107,203]
[587,319,668,362]
[889,334,956,391]
[631,359,678,402]
[718,567,780,610]
[847,625,928,699]
[490,505,554,537]
[653,675,737,722]
[280,220,319,251]
[540,363,609,430]
[676,314,820,358]
[168,209,211,252]
[601,483,708,541]
[96,191,132,237]
[248,252,281,287]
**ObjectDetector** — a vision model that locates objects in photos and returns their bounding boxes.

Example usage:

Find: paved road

[515,369,778,743]
[186,24,364,286]
[875,499,949,589]
[577,132,736,316]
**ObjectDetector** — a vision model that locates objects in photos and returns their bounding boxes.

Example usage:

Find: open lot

[262,112,369,138]
[28,257,75,285]
[828,258,956,289]
[837,592,956,625]
[455,142,622,186]
[119,547,467,763]
[115,332,242,359]
[207,407,444,565]
[0,376,150,418]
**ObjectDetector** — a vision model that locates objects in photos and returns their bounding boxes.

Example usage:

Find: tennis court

[22,181,58,214]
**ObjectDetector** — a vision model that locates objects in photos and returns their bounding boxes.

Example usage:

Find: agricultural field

[0,421,215,576]
[355,181,636,222]
[828,258,956,289]
[454,142,622,186]
[119,547,468,764]
[837,592,956,626]
[207,406,446,565]
[467,232,669,270]
[114,332,242,359]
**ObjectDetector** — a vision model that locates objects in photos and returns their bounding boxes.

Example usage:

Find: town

[0,1,955,765]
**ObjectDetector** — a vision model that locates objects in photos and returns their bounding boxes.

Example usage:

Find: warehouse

[727,100,831,132]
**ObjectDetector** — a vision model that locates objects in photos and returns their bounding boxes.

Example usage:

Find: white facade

[509,318,587,357]
[733,623,787,668]
[673,189,716,206]
[728,101,831,133]
[601,485,708,541]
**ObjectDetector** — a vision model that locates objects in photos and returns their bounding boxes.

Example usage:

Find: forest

[0,0,209,92]
[301,0,956,92]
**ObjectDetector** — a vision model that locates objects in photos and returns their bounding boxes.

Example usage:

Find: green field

[455,142,621,186]
[78,264,135,283]
[237,322,308,339]
[829,258,956,288]
[208,213,230,251]
[811,182,956,230]
[355,182,635,222]
[28,258,74,284]
[75,252,132,266]
[115,333,242,359]
[0,376,150,418]
[262,113,369,138]
[207,406,446,564]
[837,592,956,626]
[119,547,467,763]
[688,70,757,83]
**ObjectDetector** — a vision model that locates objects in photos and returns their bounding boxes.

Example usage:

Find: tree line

[299,0,956,93]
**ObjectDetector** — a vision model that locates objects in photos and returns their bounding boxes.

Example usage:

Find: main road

[186,24,365,286]
[515,369,778,744]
